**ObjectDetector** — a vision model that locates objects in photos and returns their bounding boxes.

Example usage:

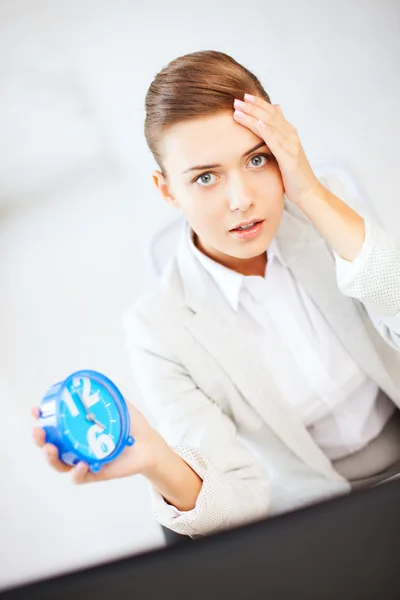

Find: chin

[238,233,272,256]
[230,241,269,260]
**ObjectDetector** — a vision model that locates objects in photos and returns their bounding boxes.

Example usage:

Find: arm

[141,433,203,512]
[295,180,366,263]
[333,217,400,350]
[123,310,271,539]
[298,181,400,350]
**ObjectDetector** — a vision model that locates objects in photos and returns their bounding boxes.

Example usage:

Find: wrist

[294,179,326,210]
[140,428,171,478]
[140,432,203,511]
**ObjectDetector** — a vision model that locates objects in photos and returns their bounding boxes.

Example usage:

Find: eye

[194,172,218,187]
[193,153,273,187]
[249,153,272,168]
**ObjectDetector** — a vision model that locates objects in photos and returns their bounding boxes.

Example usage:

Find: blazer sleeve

[319,173,400,352]
[122,309,271,539]
[333,217,400,351]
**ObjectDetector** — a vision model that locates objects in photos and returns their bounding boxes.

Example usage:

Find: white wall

[1,0,399,591]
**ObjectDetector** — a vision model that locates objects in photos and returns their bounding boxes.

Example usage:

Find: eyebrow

[181,141,268,175]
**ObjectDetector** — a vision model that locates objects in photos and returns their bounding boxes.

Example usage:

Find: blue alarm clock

[39,369,135,472]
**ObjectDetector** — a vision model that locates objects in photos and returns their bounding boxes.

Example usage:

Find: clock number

[62,376,102,418]
[61,388,79,417]
[87,424,116,459]
[73,376,100,408]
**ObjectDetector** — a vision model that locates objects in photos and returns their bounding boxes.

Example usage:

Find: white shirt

[187,220,395,461]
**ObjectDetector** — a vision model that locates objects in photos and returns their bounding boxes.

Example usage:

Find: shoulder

[122,257,185,336]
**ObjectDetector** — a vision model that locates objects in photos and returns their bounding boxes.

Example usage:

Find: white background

[0,0,399,591]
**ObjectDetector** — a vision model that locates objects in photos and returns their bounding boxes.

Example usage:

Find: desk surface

[2,478,400,600]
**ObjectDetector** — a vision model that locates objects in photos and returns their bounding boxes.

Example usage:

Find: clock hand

[75,388,106,431]
[90,416,107,431]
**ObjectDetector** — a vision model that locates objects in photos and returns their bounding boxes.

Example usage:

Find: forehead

[161,110,264,174]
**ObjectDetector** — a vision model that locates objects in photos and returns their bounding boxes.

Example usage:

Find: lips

[230,219,263,231]
[230,220,264,240]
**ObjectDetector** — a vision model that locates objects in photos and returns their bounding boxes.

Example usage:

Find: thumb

[71,461,111,485]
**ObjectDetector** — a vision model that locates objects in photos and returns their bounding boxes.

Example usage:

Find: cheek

[269,192,285,216]
[267,167,285,195]
[264,198,285,237]
[263,172,285,212]
[184,190,222,224]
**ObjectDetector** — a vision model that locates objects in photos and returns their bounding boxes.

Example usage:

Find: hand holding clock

[32,370,165,483]
[32,371,203,511]
[32,397,160,484]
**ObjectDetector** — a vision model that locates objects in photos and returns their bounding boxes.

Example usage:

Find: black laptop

[1,477,400,600]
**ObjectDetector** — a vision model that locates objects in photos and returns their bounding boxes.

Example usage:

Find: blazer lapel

[275,203,398,400]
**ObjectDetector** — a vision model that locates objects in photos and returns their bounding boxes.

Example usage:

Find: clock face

[59,375,122,461]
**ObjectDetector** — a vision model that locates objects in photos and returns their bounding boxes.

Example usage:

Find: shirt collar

[185,220,286,312]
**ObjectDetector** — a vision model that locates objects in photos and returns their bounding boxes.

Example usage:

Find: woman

[32,50,400,540]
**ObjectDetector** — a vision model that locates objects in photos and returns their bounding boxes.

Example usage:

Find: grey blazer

[123,190,400,538]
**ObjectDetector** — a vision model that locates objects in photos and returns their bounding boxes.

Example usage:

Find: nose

[228,178,254,213]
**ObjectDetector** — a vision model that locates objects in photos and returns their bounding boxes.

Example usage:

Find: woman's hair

[144,50,271,176]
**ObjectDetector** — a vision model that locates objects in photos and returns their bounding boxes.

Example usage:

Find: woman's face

[153,110,285,273]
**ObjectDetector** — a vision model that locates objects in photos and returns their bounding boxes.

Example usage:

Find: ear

[152,170,181,210]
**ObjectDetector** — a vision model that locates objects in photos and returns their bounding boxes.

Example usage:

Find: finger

[44,443,72,473]
[31,406,41,420]
[258,120,301,158]
[244,94,284,120]
[258,121,286,160]
[233,110,283,156]
[233,108,274,135]
[243,93,273,109]
[71,461,109,485]
[234,97,278,127]
[32,426,46,448]
[71,461,91,485]
[235,97,290,135]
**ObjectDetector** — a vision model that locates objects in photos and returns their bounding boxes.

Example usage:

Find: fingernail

[45,446,52,457]
[244,93,255,102]
[77,462,87,471]
[234,109,245,119]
